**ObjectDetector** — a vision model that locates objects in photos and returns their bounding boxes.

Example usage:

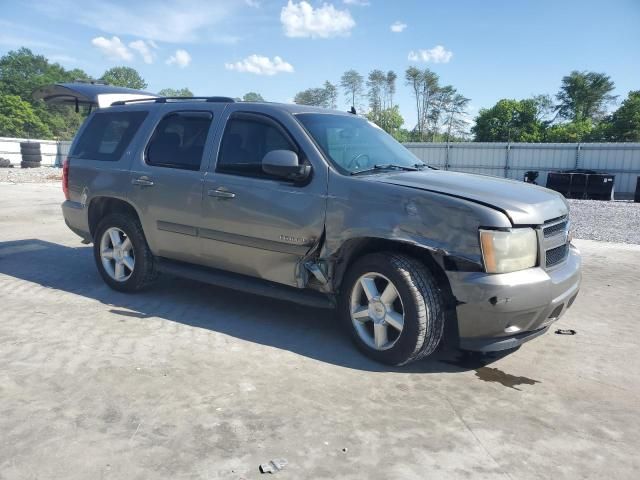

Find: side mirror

[262,150,311,182]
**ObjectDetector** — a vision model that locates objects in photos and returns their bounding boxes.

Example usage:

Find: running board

[157,258,335,309]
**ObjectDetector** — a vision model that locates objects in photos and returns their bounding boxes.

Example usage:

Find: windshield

[296,113,426,174]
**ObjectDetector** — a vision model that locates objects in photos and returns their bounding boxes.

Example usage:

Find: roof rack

[111,96,236,106]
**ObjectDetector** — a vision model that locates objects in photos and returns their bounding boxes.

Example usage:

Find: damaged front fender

[318,171,512,291]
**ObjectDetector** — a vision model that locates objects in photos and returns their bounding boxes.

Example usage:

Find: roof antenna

[349,106,357,115]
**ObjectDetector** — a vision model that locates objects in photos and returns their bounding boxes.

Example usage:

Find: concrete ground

[0,183,639,480]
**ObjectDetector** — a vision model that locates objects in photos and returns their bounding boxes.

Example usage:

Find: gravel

[0,166,62,184]
[2,167,638,244]
[568,199,640,245]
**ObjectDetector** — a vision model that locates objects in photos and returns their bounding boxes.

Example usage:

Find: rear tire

[339,252,445,366]
[93,213,157,292]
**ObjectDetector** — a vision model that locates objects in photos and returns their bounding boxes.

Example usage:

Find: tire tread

[341,252,445,366]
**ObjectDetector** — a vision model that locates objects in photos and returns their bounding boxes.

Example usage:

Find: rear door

[128,105,224,263]
[199,106,328,287]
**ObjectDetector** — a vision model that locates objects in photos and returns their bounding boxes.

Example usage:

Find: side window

[146,111,213,171]
[216,114,297,178]
[71,111,148,161]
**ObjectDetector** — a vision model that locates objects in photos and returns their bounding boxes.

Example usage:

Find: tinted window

[217,115,297,178]
[146,111,213,171]
[71,111,148,161]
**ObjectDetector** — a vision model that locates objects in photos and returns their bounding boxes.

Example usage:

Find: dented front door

[199,107,328,287]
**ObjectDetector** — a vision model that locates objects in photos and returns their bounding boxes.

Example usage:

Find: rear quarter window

[71,111,148,161]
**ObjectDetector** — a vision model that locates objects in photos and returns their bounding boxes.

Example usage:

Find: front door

[128,107,220,264]
[200,109,327,287]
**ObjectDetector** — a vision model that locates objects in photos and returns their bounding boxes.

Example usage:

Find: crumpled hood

[372,169,568,225]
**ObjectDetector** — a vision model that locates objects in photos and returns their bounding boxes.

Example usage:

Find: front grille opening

[544,221,568,238]
[567,293,578,308]
[546,244,569,267]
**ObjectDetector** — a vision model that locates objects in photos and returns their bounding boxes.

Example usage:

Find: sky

[1,0,639,128]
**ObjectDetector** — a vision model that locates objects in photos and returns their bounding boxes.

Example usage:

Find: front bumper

[447,244,581,352]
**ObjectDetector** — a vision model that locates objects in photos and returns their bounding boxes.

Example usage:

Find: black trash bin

[546,169,614,200]
[524,171,539,184]
[546,172,572,197]
[585,174,615,200]
[635,177,640,203]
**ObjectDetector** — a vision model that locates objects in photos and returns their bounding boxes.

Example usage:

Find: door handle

[132,177,154,187]
[208,188,236,199]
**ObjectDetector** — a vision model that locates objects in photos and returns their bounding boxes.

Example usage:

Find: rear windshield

[71,111,148,161]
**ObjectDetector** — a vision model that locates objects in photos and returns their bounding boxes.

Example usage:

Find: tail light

[62,157,70,200]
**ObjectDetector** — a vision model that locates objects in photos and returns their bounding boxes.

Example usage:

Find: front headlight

[479,228,538,273]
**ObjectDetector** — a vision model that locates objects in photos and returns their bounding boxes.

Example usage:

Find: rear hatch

[33,82,158,109]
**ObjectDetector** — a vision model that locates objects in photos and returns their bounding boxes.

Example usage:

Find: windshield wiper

[351,164,418,175]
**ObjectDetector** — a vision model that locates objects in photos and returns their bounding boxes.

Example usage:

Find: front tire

[93,213,156,292]
[339,252,445,366]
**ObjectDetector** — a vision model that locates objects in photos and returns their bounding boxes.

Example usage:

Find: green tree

[158,87,194,97]
[340,69,363,109]
[242,92,265,102]
[385,70,397,108]
[556,71,616,122]
[294,82,337,108]
[404,67,440,140]
[442,90,470,142]
[0,94,51,138]
[0,47,90,139]
[545,119,594,142]
[366,70,387,124]
[609,90,640,141]
[367,105,404,135]
[323,81,338,109]
[532,94,556,125]
[100,66,148,89]
[472,99,542,142]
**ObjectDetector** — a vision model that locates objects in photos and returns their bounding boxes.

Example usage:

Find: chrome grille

[546,244,569,267]
[542,216,569,268]
[544,220,568,238]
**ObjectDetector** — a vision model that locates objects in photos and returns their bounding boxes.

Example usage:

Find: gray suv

[55,84,581,366]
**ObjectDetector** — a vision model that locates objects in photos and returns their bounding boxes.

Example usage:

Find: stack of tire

[21,142,42,168]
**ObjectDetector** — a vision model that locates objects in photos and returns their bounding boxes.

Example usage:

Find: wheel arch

[88,196,141,240]
[330,237,461,344]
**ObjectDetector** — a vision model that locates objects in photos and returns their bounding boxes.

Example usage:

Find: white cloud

[91,36,133,61]
[166,49,192,68]
[343,0,369,5]
[281,1,355,38]
[390,21,407,33]
[408,45,453,63]
[34,0,240,43]
[245,0,260,6]
[225,54,294,75]
[49,54,78,64]
[129,40,156,64]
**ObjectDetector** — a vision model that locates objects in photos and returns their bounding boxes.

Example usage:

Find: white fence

[2,137,639,198]
[405,142,640,199]
[0,137,72,167]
